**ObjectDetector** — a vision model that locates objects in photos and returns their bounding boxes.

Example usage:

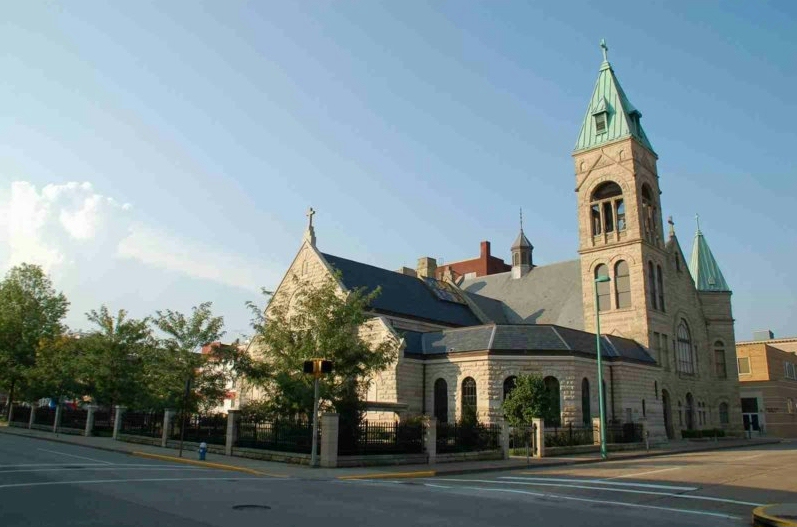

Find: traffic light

[303,358,333,377]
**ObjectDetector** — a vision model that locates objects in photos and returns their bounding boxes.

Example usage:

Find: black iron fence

[605,422,643,444]
[509,425,536,456]
[33,407,56,426]
[172,413,227,445]
[436,422,501,454]
[121,411,164,438]
[235,419,314,453]
[92,410,115,437]
[60,408,88,430]
[544,423,595,447]
[338,420,425,456]
[10,405,31,424]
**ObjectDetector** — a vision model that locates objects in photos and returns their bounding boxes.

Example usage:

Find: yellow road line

[752,505,797,527]
[338,470,436,480]
[130,451,285,478]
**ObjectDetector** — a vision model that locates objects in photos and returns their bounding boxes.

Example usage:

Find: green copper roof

[574,47,655,154]
[688,226,730,292]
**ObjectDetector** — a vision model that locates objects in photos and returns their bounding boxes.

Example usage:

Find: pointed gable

[574,57,655,155]
[688,228,730,292]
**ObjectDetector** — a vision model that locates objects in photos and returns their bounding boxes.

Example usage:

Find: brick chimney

[396,266,417,277]
[416,257,437,279]
[480,241,490,258]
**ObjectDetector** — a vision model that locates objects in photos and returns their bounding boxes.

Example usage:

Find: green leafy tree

[80,306,155,409]
[248,272,399,440]
[0,264,69,417]
[26,335,86,403]
[501,374,558,427]
[153,302,228,412]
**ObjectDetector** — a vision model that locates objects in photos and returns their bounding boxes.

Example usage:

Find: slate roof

[321,253,482,327]
[688,228,730,292]
[461,259,585,329]
[403,324,655,364]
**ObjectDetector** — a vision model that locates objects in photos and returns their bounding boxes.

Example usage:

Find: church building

[251,44,743,440]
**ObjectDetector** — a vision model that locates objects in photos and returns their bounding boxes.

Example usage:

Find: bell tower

[573,41,667,347]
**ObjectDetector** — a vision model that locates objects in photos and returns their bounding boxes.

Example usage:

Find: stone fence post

[532,418,544,458]
[320,413,339,468]
[85,405,97,437]
[28,404,36,429]
[53,405,62,433]
[225,410,240,456]
[113,406,126,440]
[426,417,437,465]
[500,420,510,460]
[592,417,602,446]
[162,409,176,448]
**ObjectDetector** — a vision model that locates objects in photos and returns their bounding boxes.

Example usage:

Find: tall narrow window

[648,262,658,310]
[434,378,448,423]
[661,333,670,371]
[652,331,661,364]
[641,184,658,242]
[461,377,477,422]
[615,260,631,308]
[581,378,591,425]
[656,265,665,311]
[654,380,658,399]
[590,182,623,238]
[677,320,694,374]
[503,376,517,401]
[544,376,561,427]
[719,402,729,424]
[595,264,610,312]
[714,341,727,379]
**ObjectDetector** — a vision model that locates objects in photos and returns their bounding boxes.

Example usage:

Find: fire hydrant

[198,442,208,461]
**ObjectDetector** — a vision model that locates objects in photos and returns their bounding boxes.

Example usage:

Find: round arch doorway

[661,389,674,439]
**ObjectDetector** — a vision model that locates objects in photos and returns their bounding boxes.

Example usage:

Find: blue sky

[1,1,795,341]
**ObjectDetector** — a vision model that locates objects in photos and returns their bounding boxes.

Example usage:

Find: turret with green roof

[574,39,656,155]
[688,216,731,292]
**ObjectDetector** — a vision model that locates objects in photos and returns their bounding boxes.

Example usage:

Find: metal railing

[172,413,227,445]
[120,411,164,438]
[338,420,424,456]
[544,423,595,447]
[436,422,501,454]
[33,407,56,426]
[92,410,115,436]
[509,424,537,457]
[60,408,88,430]
[235,419,314,453]
[10,405,30,424]
[605,422,643,443]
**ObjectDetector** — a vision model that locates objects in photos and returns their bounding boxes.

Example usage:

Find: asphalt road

[1,433,794,527]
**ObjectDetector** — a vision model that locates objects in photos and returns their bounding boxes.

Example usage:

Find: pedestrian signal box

[303,359,333,377]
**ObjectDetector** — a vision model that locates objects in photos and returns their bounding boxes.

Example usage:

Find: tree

[26,335,86,403]
[153,302,228,412]
[0,264,69,417]
[80,306,155,409]
[248,272,399,439]
[501,374,558,427]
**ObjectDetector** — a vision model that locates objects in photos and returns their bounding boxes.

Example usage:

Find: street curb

[752,505,797,527]
[0,427,139,456]
[339,470,436,480]
[130,451,284,477]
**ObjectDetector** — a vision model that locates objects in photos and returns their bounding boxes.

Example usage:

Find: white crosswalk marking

[501,476,697,491]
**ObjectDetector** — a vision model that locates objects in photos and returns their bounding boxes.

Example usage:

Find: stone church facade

[247,47,743,441]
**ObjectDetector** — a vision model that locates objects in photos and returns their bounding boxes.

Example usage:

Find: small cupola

[511,209,534,279]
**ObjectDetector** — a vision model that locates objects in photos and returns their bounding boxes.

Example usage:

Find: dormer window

[595,112,607,134]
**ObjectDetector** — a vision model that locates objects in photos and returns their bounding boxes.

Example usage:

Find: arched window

[503,376,517,401]
[615,260,631,308]
[677,320,694,374]
[719,402,729,424]
[461,377,477,422]
[581,378,591,425]
[544,376,561,427]
[714,340,727,379]
[641,184,658,242]
[648,262,658,310]
[656,265,665,311]
[434,378,448,423]
[590,182,625,236]
[595,264,610,312]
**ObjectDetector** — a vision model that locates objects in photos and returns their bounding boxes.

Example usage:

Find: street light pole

[310,375,320,467]
[594,275,611,460]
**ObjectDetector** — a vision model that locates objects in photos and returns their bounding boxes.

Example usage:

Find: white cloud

[116,223,264,291]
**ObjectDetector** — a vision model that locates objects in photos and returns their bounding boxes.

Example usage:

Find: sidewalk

[0,424,780,480]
